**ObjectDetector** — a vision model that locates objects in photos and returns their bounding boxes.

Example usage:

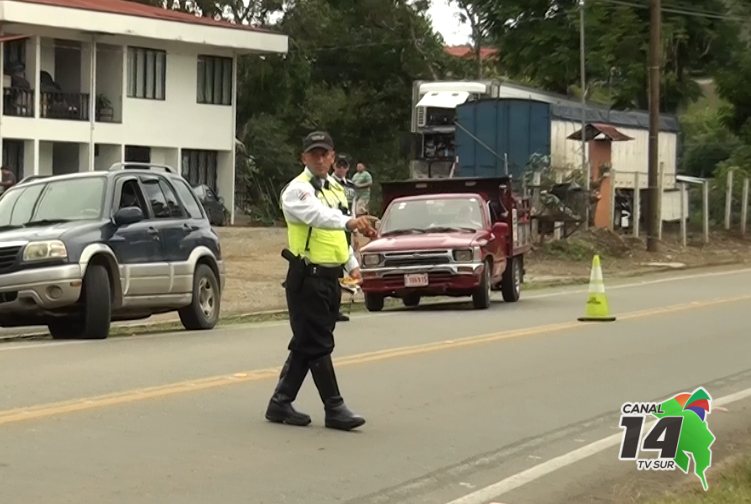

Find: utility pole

[647,0,661,252]
[580,0,589,229]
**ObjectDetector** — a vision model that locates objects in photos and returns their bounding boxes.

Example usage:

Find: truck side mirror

[492,222,508,240]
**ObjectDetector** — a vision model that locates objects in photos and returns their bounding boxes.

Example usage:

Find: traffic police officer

[265,131,376,431]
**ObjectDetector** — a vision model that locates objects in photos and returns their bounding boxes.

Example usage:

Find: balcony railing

[41,91,90,121]
[2,87,34,117]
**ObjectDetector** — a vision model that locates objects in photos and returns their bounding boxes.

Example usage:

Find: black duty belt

[305,263,344,279]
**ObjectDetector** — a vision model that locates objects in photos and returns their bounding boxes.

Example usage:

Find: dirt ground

[216,225,751,315]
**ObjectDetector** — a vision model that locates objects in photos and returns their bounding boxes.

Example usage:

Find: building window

[3,39,26,70]
[197,55,232,106]
[127,47,166,100]
[182,149,218,192]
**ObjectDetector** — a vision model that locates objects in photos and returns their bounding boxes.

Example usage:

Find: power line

[598,0,746,21]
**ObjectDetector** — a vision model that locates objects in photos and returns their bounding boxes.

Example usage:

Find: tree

[466,0,739,113]
[130,0,284,24]
[233,0,450,218]
[449,0,491,78]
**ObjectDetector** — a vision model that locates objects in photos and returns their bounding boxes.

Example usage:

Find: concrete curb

[1,258,746,342]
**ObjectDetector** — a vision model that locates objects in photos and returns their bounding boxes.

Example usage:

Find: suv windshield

[0,177,106,227]
[381,197,484,235]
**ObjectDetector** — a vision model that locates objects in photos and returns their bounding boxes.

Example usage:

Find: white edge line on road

[445,386,751,504]
[3,266,751,352]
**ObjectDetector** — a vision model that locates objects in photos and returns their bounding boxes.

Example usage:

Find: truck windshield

[381,197,484,235]
[0,177,107,227]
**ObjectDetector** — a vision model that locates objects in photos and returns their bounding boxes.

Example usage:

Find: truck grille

[384,256,450,267]
[382,250,451,268]
[0,246,22,273]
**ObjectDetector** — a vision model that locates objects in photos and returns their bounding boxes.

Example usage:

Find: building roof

[0,0,288,53]
[444,45,499,60]
[496,80,680,132]
[19,0,272,33]
[567,123,635,142]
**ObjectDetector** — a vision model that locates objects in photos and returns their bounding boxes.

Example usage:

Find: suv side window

[172,179,205,220]
[117,178,149,215]
[139,177,179,219]
[157,179,185,218]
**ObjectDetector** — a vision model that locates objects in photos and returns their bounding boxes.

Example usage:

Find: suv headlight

[23,240,68,262]
[361,253,382,267]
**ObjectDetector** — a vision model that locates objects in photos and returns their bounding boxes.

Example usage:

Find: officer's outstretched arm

[282,181,351,230]
[344,246,359,273]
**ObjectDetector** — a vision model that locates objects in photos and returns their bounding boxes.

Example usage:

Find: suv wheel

[179,264,220,330]
[48,263,112,340]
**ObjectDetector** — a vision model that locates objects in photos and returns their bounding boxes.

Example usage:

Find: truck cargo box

[454,98,551,180]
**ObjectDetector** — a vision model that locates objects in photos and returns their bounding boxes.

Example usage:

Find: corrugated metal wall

[551,120,678,189]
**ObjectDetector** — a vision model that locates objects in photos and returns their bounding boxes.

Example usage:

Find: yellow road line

[1,293,750,426]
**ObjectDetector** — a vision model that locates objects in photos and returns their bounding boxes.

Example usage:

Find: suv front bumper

[0,264,83,314]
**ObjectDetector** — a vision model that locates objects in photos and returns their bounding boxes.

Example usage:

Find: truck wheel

[501,256,522,303]
[472,261,492,309]
[364,293,384,312]
[179,264,221,330]
[402,294,420,308]
[48,264,112,339]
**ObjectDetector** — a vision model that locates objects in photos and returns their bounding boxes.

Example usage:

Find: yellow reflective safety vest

[328,175,353,247]
[286,171,350,265]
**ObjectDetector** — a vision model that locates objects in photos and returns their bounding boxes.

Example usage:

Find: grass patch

[644,455,751,504]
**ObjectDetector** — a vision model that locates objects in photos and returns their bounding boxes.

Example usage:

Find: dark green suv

[0,163,225,339]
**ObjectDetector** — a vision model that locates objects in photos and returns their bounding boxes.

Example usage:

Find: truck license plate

[404,273,429,287]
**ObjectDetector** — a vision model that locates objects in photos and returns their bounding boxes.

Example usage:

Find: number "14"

[619,416,684,459]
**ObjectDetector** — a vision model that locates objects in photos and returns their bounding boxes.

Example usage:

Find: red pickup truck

[358,177,532,311]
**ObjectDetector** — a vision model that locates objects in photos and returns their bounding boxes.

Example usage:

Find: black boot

[336,312,350,322]
[309,354,365,431]
[265,352,311,426]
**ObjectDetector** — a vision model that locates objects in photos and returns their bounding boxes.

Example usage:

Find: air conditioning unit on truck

[358,177,531,312]
[409,79,501,179]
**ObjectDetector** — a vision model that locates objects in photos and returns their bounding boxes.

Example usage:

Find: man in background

[351,162,372,216]
[331,155,356,209]
[329,155,357,323]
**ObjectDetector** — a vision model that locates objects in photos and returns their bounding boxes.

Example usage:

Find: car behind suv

[0,163,225,339]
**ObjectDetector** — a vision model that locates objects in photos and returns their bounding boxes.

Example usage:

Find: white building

[0,0,288,223]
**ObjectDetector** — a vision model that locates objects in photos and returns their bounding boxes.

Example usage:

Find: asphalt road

[1,265,750,504]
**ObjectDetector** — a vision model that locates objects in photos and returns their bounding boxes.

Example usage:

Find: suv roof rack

[17,175,51,185]
[108,162,175,173]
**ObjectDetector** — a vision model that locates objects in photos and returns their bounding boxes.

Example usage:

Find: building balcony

[40,91,90,121]
[2,87,34,117]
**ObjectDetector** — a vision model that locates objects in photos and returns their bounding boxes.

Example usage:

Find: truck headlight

[362,253,382,267]
[453,248,474,262]
[23,240,68,262]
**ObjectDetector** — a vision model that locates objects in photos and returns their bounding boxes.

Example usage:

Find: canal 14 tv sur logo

[617,388,716,491]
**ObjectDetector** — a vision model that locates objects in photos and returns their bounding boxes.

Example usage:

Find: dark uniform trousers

[285,264,342,357]
[266,261,365,430]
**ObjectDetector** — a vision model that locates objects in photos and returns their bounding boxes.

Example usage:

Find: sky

[427,0,472,45]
